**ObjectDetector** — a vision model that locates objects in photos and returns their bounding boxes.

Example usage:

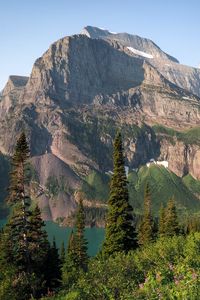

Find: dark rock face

[2,75,29,96]
[82,26,200,98]
[24,35,145,107]
[82,26,179,63]
[1,26,200,222]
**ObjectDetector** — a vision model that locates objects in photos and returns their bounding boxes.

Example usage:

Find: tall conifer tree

[5,132,32,274]
[44,237,61,290]
[164,198,179,237]
[7,132,29,205]
[62,231,78,287]
[0,133,51,298]
[103,131,137,256]
[62,200,88,287]
[158,204,166,237]
[75,198,88,271]
[60,241,66,265]
[138,183,154,245]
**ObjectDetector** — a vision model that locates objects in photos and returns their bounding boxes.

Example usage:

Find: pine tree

[1,201,51,298]
[183,214,200,234]
[158,204,166,237]
[103,131,137,256]
[67,230,78,266]
[5,133,32,274]
[7,132,29,205]
[164,198,179,237]
[62,200,88,287]
[45,237,61,290]
[3,203,32,272]
[60,241,65,265]
[75,198,88,271]
[29,205,50,272]
[138,183,154,245]
[0,133,51,298]
[62,231,78,288]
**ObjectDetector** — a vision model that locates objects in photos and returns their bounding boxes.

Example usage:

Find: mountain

[1,26,200,225]
[81,26,179,63]
[82,26,200,98]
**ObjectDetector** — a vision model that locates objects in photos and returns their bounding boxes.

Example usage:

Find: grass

[135,165,200,214]
[182,173,200,195]
[153,124,200,145]
[129,165,200,215]
[81,165,200,217]
[81,170,110,202]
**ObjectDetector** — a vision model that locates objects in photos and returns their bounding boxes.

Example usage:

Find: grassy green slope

[82,166,200,217]
[129,165,200,215]
[81,170,110,202]
[182,174,200,195]
[153,124,200,145]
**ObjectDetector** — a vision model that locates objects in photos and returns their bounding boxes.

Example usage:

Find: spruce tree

[60,241,66,265]
[158,204,166,237]
[7,132,29,205]
[62,231,78,287]
[0,133,50,298]
[103,132,137,256]
[164,198,179,237]
[3,203,32,272]
[28,205,50,273]
[62,200,88,287]
[138,183,154,245]
[1,198,50,298]
[75,198,88,271]
[45,237,61,290]
[5,133,32,274]
[67,230,78,265]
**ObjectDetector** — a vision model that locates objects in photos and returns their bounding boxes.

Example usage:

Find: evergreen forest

[1,132,200,299]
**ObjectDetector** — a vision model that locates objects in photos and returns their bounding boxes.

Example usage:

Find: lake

[0,219,105,256]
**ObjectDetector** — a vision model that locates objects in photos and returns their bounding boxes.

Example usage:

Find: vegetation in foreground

[45,233,200,300]
[1,132,200,299]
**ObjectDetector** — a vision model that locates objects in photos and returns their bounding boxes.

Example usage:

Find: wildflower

[156,272,162,283]
[192,272,197,280]
[139,283,144,289]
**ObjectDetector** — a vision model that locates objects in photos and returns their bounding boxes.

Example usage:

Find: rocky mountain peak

[81,26,179,63]
[82,26,200,98]
[2,75,29,96]
[24,34,147,107]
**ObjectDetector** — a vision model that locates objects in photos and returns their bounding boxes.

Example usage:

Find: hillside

[80,165,200,223]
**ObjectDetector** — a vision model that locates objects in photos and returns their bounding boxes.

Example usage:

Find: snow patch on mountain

[127,47,153,59]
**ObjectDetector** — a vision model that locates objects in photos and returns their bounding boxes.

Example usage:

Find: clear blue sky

[0,0,200,90]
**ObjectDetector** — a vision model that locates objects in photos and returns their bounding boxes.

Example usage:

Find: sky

[0,0,200,90]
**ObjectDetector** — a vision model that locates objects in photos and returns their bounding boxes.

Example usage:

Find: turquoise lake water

[0,219,105,256]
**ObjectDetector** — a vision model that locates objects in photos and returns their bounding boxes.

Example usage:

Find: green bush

[52,234,200,300]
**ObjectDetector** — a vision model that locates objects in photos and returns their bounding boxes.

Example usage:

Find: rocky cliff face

[81,26,179,63]
[82,26,200,98]
[1,26,200,223]
[24,35,146,107]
